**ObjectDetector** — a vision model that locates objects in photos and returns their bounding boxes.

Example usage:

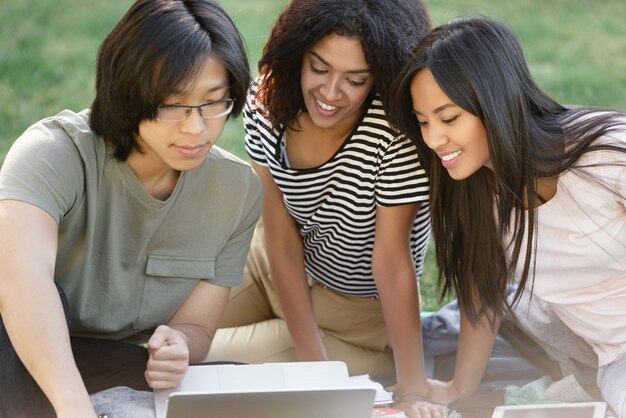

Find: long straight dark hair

[390,16,626,323]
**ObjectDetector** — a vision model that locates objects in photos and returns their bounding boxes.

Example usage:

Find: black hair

[257,0,431,129]
[90,0,250,161]
[390,16,626,323]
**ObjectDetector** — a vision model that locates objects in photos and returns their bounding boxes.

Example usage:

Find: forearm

[377,272,428,396]
[164,281,231,365]
[267,241,327,361]
[167,323,210,364]
[0,280,93,415]
[451,310,499,398]
[253,162,326,360]
[264,214,325,360]
[372,203,428,395]
[0,201,94,416]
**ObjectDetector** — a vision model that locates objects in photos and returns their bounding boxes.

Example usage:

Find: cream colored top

[508,123,626,366]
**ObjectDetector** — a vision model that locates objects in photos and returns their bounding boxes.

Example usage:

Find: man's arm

[145,280,230,389]
[0,200,96,417]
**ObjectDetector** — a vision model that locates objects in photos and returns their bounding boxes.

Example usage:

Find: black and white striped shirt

[245,84,431,298]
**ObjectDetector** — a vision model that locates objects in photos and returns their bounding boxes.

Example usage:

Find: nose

[422,123,448,151]
[179,108,206,136]
[319,75,342,101]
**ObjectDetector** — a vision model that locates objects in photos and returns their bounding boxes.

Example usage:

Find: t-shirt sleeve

[375,133,430,207]
[0,119,84,223]
[212,168,262,286]
[243,82,270,167]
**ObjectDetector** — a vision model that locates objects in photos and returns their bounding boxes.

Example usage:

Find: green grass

[1,0,624,311]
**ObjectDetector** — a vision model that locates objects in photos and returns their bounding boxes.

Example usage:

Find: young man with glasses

[0,1,260,417]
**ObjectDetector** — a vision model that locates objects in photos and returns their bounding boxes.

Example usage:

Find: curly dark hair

[90,0,250,161]
[257,0,431,129]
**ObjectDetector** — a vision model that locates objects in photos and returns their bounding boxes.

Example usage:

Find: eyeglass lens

[157,100,233,122]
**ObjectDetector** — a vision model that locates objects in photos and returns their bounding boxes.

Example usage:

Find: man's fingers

[145,369,186,389]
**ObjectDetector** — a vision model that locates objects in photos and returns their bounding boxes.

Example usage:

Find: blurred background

[1,0,624,309]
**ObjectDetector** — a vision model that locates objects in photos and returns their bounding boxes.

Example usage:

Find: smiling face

[411,69,491,180]
[299,33,374,132]
[131,55,230,177]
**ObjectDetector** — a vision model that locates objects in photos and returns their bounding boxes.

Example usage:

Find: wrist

[165,324,190,344]
[53,393,96,417]
[393,380,430,399]
[175,328,191,347]
[393,391,426,403]
[392,383,430,403]
[50,369,92,409]
[451,379,478,400]
[294,339,327,362]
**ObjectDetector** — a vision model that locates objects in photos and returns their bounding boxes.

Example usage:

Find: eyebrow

[309,51,371,75]
[412,103,457,116]
[204,83,229,95]
[171,82,229,98]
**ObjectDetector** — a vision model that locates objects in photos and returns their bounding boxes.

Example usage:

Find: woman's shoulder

[246,76,269,114]
[563,110,626,190]
[561,108,625,157]
[244,75,281,131]
[564,107,626,135]
[358,96,402,138]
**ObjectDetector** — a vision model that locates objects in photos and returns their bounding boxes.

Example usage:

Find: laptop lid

[166,386,376,418]
[155,362,377,418]
[491,402,607,418]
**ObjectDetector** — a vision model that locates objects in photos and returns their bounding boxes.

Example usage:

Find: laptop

[166,387,376,418]
[491,402,607,418]
[155,361,377,418]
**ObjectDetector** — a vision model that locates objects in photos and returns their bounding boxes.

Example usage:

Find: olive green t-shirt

[0,109,262,339]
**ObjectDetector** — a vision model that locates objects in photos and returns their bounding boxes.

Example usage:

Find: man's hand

[145,325,190,389]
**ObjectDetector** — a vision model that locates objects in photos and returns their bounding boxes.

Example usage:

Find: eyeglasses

[156,99,235,122]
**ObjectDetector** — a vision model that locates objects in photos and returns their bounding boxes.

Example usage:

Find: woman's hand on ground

[426,379,462,406]
[394,392,449,418]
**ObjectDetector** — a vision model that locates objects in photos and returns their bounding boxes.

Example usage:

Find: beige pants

[206,222,396,381]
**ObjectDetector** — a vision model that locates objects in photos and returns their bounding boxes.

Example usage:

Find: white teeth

[441,150,462,161]
[317,99,336,111]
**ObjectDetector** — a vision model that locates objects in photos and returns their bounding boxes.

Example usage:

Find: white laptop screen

[166,387,376,418]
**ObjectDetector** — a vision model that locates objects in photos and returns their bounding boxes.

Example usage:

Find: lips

[440,150,462,161]
[317,99,337,111]
[173,144,208,157]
